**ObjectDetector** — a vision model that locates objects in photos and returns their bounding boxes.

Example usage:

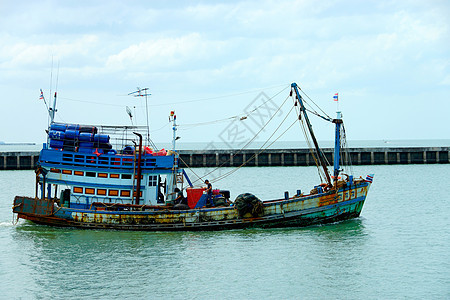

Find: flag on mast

[39,89,44,101]
[333,93,338,101]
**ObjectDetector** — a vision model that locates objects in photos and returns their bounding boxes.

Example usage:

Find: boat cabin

[38,123,183,209]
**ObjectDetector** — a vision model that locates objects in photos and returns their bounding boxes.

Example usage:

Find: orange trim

[97,189,107,196]
[108,190,119,196]
[120,190,131,197]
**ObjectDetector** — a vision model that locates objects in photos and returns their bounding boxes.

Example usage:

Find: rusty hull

[13,181,371,231]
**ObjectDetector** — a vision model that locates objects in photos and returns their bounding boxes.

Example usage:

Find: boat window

[110,174,120,179]
[108,190,119,196]
[120,190,131,197]
[74,171,84,176]
[50,168,61,173]
[148,175,158,187]
[133,191,143,197]
[62,170,72,175]
[97,189,107,196]
[85,188,95,195]
[73,187,83,194]
[98,173,108,178]
[86,172,96,177]
[121,174,132,180]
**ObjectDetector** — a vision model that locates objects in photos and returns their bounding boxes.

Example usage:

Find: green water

[1,165,449,299]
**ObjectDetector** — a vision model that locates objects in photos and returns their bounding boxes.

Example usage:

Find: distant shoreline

[0,142,36,145]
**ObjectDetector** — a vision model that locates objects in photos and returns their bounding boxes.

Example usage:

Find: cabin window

[133,191,143,197]
[121,174,132,180]
[148,175,158,187]
[176,174,184,183]
[74,171,84,176]
[73,187,83,194]
[108,190,119,196]
[85,188,95,195]
[86,172,96,177]
[50,168,61,173]
[98,173,108,178]
[134,175,143,180]
[120,190,131,197]
[62,170,72,175]
[110,174,120,179]
[97,189,107,196]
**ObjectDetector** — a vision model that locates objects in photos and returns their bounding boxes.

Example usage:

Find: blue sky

[1,0,449,145]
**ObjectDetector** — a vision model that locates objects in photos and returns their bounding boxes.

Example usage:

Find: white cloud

[105,33,205,70]
[0,0,449,142]
[0,35,100,69]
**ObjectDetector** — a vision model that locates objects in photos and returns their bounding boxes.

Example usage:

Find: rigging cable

[179,85,290,130]
[212,117,299,183]
[292,93,329,183]
[189,92,292,185]
[297,86,333,121]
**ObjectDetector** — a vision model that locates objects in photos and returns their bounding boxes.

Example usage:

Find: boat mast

[333,111,343,183]
[169,110,179,197]
[133,132,143,205]
[170,111,177,152]
[49,92,57,124]
[291,83,332,187]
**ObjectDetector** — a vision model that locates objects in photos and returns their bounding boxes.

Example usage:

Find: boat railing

[40,148,175,170]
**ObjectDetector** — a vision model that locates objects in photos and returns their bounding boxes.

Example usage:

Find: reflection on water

[8,218,370,299]
[2,164,450,299]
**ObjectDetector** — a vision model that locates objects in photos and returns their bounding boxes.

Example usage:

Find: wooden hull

[14,181,371,231]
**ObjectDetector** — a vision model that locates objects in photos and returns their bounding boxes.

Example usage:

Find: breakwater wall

[2,147,448,170]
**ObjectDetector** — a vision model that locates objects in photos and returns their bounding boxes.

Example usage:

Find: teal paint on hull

[14,189,368,231]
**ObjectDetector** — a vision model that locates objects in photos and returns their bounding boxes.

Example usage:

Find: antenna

[128,87,157,150]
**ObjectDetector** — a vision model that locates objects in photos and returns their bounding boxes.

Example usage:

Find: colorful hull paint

[13,181,370,231]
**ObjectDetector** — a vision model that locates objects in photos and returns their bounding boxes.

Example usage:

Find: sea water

[0,164,449,299]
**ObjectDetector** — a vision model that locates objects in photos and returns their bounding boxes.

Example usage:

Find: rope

[176,155,204,189]
[190,93,292,186]
[292,94,327,183]
[12,203,22,210]
[340,124,354,175]
[12,213,19,225]
[297,86,333,121]
[212,118,298,183]
[178,85,290,130]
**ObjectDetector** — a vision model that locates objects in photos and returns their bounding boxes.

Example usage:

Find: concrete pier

[176,147,450,168]
[1,147,449,170]
[0,152,40,170]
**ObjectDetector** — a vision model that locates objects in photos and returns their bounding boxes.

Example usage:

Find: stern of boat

[13,196,55,220]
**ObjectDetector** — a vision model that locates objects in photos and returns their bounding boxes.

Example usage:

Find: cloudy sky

[1,0,449,146]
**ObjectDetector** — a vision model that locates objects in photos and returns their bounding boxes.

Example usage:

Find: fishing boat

[13,83,373,230]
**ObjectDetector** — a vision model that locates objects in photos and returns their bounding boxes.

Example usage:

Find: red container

[187,187,205,209]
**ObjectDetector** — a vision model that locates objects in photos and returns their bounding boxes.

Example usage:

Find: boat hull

[13,182,370,231]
